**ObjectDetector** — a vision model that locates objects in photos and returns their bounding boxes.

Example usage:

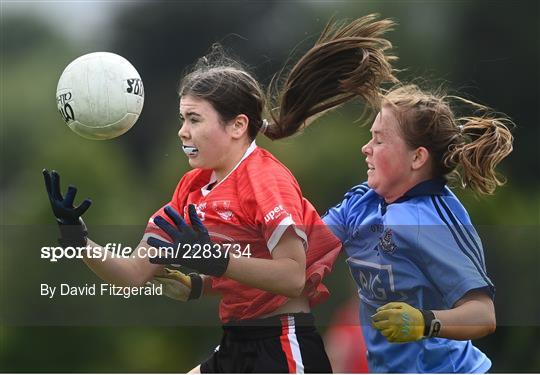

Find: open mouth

[182,145,199,156]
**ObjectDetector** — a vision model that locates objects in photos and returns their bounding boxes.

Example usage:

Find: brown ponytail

[264,14,398,140]
[444,103,514,195]
[383,85,514,195]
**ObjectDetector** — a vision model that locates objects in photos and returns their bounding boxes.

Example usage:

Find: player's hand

[371,302,425,343]
[43,169,92,247]
[147,204,229,277]
[147,268,203,301]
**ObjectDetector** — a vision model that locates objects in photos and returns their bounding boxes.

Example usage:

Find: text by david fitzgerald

[41,283,163,299]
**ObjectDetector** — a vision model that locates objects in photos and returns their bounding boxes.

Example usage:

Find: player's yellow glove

[371,302,440,343]
[147,268,203,302]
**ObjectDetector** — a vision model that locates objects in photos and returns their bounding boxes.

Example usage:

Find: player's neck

[214,141,251,183]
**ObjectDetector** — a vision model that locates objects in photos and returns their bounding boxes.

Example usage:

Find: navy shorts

[200,313,332,373]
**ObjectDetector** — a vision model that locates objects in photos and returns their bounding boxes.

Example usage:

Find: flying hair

[266,14,398,140]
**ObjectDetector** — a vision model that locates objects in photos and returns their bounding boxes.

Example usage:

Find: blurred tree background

[1,0,539,372]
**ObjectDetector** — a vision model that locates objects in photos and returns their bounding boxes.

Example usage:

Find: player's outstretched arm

[83,238,163,286]
[148,205,306,297]
[371,290,496,342]
[43,169,163,286]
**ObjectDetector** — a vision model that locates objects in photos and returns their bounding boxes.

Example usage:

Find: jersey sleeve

[323,183,370,243]
[412,198,495,308]
[242,160,308,253]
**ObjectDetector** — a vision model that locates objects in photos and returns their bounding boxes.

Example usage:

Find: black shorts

[200,313,332,373]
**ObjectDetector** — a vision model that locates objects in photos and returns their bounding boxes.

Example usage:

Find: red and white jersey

[143,142,342,322]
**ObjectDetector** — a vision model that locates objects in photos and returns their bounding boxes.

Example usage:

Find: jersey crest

[378,228,397,254]
[194,202,207,221]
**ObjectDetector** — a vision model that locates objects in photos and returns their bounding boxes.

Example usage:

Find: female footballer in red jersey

[43,15,396,373]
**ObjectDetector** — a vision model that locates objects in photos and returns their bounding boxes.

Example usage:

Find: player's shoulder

[181,168,203,180]
[397,186,471,226]
[324,182,375,218]
[175,168,212,193]
[424,187,473,225]
[241,146,299,185]
[180,168,208,184]
[246,147,293,172]
[343,183,371,200]
[339,182,376,208]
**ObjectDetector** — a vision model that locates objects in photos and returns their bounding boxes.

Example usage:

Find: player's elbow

[487,321,496,335]
[477,310,496,338]
[475,320,496,339]
[483,302,497,336]
[283,275,305,298]
[485,314,496,335]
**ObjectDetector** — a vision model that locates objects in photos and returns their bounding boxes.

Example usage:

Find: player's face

[361,106,417,203]
[178,95,234,172]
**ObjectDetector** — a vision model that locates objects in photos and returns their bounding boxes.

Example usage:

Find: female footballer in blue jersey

[323,84,513,372]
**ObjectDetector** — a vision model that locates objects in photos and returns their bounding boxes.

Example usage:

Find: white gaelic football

[56,52,144,140]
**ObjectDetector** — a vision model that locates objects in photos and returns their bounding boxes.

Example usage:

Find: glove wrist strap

[188,273,203,300]
[57,218,88,248]
[421,309,442,338]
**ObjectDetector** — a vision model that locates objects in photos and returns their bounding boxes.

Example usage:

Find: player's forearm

[83,239,161,287]
[433,299,496,340]
[225,256,305,298]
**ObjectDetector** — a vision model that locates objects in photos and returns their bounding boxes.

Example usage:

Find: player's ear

[411,146,430,170]
[229,114,249,140]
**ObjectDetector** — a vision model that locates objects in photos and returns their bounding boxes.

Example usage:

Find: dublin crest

[378,228,397,254]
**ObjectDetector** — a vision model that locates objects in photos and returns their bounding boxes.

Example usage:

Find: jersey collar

[380,178,446,214]
[398,177,447,201]
[201,140,258,196]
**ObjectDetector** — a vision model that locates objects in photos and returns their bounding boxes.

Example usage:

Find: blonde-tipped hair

[382,84,514,195]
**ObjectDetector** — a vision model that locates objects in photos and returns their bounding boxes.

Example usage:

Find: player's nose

[361,141,372,156]
[178,123,189,141]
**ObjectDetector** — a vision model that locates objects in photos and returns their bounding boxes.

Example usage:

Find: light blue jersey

[323,178,494,373]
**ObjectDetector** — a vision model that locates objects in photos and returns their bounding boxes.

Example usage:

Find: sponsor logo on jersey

[264,205,286,223]
[346,258,407,303]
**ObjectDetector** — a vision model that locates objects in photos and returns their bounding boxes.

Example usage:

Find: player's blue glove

[43,169,92,247]
[147,204,229,277]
